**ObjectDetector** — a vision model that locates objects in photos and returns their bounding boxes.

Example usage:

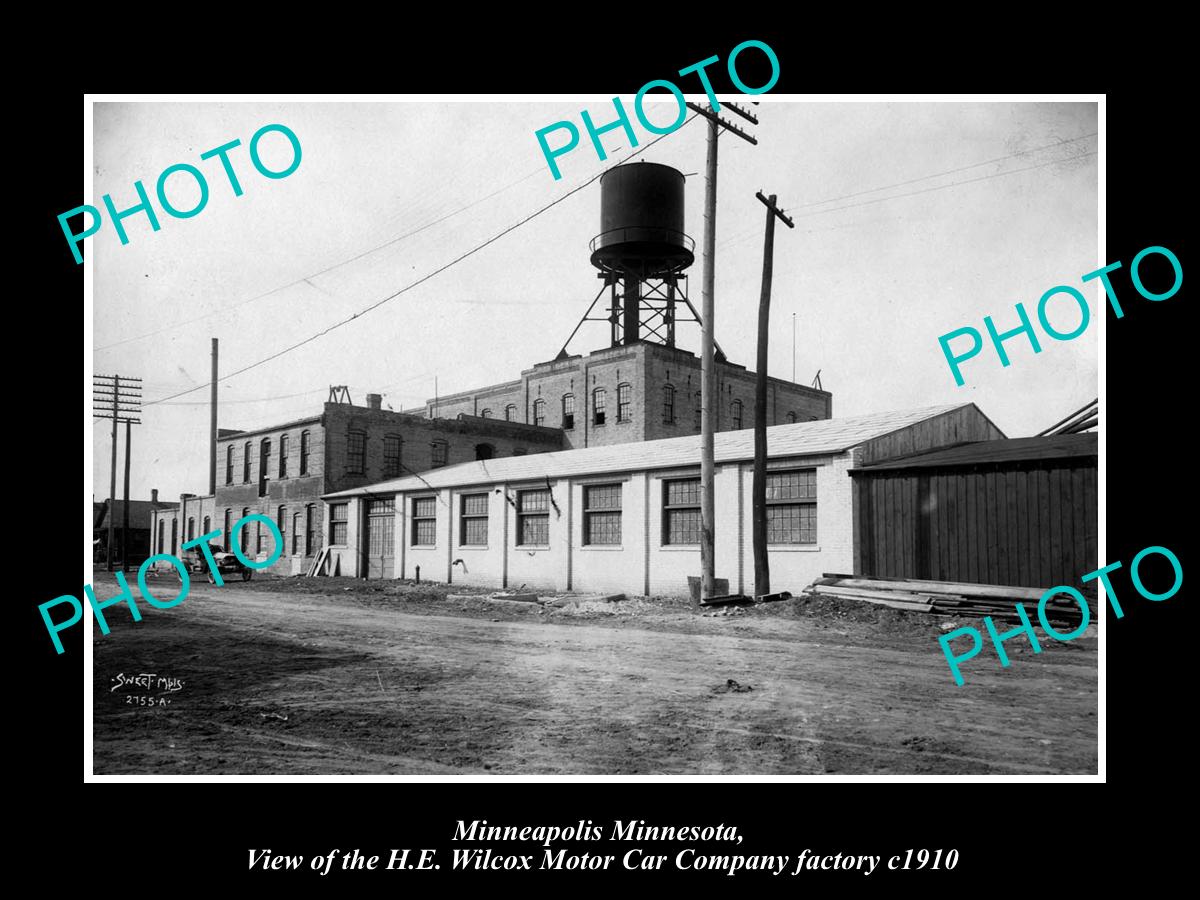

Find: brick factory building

[322,403,1002,594]
[425,343,832,450]
[151,393,562,575]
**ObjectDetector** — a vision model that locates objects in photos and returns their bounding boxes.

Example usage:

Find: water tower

[560,162,702,353]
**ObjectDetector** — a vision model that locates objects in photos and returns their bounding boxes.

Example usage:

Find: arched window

[663,384,675,424]
[243,442,252,482]
[731,399,743,430]
[170,518,178,555]
[480,408,492,418]
[562,394,575,429]
[346,430,366,475]
[279,433,289,478]
[505,404,518,422]
[187,517,195,542]
[786,412,797,424]
[278,506,287,546]
[593,388,606,425]
[259,439,271,495]
[240,508,250,552]
[617,383,632,422]
[475,443,495,460]
[291,511,302,555]
[224,509,232,550]
[300,430,311,475]
[533,398,546,427]
[202,515,210,536]
[225,445,234,485]
[157,520,165,554]
[694,391,702,429]
[431,440,448,468]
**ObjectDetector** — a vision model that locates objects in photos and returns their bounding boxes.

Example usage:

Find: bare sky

[91,99,1098,501]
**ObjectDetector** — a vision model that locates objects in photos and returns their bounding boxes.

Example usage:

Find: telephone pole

[93,375,142,571]
[686,99,757,602]
[752,192,795,598]
[209,338,218,496]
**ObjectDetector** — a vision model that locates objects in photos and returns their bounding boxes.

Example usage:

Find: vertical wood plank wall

[854,462,1098,589]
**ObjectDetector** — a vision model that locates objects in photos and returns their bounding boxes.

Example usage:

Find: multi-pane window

[617,383,631,422]
[412,497,437,546]
[256,518,265,554]
[243,442,252,482]
[766,469,817,544]
[562,393,575,430]
[291,511,301,555]
[240,507,250,551]
[694,391,702,430]
[305,505,316,555]
[505,404,517,422]
[384,435,402,478]
[663,384,675,424]
[300,430,310,475]
[224,509,232,551]
[663,477,702,545]
[330,502,349,545]
[202,515,210,536]
[431,441,448,468]
[259,439,271,497]
[593,388,606,425]
[533,398,546,427]
[583,484,622,545]
[517,489,550,546]
[480,408,492,418]
[225,445,234,485]
[460,493,489,546]
[277,505,287,546]
[367,499,395,558]
[347,431,366,475]
[279,434,289,478]
[187,517,195,542]
[731,399,743,429]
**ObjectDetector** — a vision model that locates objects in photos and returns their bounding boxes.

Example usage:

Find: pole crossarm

[686,103,758,145]
[756,191,796,228]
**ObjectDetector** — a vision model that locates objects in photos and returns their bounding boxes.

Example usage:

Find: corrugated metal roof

[852,432,1097,473]
[325,403,972,498]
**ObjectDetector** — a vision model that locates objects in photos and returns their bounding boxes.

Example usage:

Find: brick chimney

[151,489,158,503]
[366,393,382,411]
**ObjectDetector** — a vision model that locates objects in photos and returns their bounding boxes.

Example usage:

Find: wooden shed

[849,433,1098,590]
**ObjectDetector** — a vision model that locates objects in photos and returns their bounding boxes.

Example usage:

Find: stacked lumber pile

[805,573,1089,623]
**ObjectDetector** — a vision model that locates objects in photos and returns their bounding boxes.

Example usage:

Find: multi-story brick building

[424,343,833,450]
[151,394,562,575]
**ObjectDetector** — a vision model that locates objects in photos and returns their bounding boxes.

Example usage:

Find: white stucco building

[320,403,1002,598]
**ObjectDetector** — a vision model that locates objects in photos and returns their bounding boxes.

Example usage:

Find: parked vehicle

[179,542,253,583]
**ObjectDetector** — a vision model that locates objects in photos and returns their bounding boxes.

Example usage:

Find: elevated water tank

[590,162,694,275]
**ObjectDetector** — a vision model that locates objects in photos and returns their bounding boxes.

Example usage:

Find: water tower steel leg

[624,274,640,344]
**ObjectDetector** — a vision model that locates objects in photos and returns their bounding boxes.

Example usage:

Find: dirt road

[92,574,1097,775]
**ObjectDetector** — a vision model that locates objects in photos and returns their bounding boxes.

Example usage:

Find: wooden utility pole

[209,338,218,496]
[686,99,758,601]
[752,191,795,598]
[93,374,142,571]
[122,418,132,572]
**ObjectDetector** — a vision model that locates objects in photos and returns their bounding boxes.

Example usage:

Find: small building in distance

[322,403,1003,593]
[151,393,563,575]
[424,342,832,450]
[93,490,179,565]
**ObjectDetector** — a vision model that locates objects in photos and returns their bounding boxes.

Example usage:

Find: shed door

[365,499,395,579]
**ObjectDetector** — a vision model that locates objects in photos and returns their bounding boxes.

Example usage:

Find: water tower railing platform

[589,227,695,274]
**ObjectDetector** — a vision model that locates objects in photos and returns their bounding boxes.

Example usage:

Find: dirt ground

[91,570,1098,775]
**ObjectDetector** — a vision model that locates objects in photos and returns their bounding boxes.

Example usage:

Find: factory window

[277,505,287,543]
[786,411,797,424]
[300,430,311,475]
[583,483,622,545]
[243,442,252,483]
[431,440,448,468]
[533,398,546,427]
[731,399,743,429]
[383,434,402,478]
[240,508,250,552]
[279,434,289,478]
[617,383,632,422]
[593,388,606,426]
[562,393,575,430]
[480,408,492,418]
[157,520,165,554]
[516,489,550,546]
[663,384,675,424]
[766,469,818,544]
[460,493,489,546]
[475,443,495,461]
[505,404,517,422]
[223,509,232,550]
[225,445,233,485]
[256,519,264,555]
[347,430,366,475]
[305,505,316,555]
[171,519,178,556]
[412,497,437,546]
[259,439,271,496]
[291,512,301,555]
[330,502,349,546]
[663,477,701,545]
[187,517,194,542]
[693,391,702,430]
